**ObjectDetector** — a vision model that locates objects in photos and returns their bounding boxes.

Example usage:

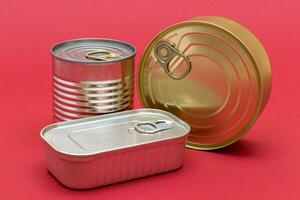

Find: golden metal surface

[154,41,192,80]
[138,16,272,150]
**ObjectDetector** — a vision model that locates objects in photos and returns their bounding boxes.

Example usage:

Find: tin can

[51,38,136,122]
[138,16,272,150]
[40,109,190,189]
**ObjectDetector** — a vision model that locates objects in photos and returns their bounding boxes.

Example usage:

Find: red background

[0,0,299,199]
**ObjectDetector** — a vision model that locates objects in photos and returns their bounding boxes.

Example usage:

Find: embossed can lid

[41,109,190,155]
[51,38,136,63]
[138,16,272,150]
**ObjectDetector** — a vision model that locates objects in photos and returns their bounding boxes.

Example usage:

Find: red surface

[0,0,299,199]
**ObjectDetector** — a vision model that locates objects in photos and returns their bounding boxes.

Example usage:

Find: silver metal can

[40,109,190,189]
[51,38,136,122]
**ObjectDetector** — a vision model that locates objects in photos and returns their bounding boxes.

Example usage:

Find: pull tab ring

[154,41,192,80]
[134,120,174,134]
[85,50,120,61]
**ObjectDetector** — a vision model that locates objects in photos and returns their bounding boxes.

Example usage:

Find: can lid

[51,38,136,64]
[138,16,271,150]
[41,109,190,156]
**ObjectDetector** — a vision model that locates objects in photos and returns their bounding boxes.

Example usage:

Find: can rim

[51,38,137,64]
[137,16,271,150]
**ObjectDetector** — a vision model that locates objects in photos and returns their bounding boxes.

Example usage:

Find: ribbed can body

[44,139,185,189]
[51,38,135,122]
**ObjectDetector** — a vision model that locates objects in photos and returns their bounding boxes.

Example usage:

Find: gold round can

[137,16,272,150]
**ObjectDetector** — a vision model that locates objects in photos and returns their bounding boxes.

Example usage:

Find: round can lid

[138,16,271,150]
[51,38,136,64]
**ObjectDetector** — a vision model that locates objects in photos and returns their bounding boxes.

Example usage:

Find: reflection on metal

[40,109,190,189]
[138,16,272,150]
[51,38,136,121]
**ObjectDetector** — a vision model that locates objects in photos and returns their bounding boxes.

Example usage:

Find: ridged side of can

[45,139,185,189]
[51,38,136,121]
[52,75,133,121]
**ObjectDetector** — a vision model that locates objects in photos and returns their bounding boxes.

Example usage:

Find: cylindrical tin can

[40,109,190,189]
[51,38,136,122]
[138,16,272,150]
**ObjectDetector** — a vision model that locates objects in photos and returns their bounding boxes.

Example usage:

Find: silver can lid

[41,109,190,156]
[51,38,136,64]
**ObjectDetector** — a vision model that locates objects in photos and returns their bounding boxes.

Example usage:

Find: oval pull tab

[85,50,121,61]
[134,120,174,134]
[154,41,192,80]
